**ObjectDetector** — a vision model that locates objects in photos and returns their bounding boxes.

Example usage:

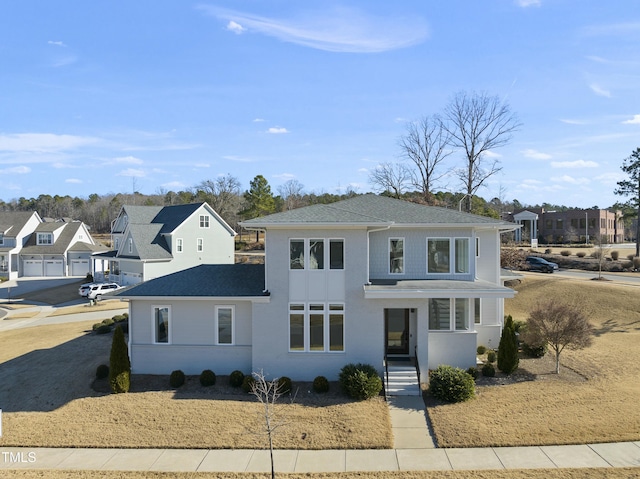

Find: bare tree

[195,174,242,228]
[251,371,293,479]
[443,91,521,212]
[398,116,452,204]
[368,162,412,198]
[524,301,595,374]
[277,179,306,211]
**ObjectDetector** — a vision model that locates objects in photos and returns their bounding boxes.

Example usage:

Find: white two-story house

[117,195,518,385]
[92,202,236,285]
[0,211,42,280]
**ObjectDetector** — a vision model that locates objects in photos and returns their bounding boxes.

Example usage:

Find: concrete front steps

[385,362,421,396]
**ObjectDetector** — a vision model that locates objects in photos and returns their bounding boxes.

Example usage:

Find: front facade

[119,195,518,383]
[92,202,236,285]
[0,211,42,280]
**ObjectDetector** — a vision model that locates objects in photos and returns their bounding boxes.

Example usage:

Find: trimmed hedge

[313,375,330,393]
[429,365,475,403]
[170,370,186,388]
[109,325,130,393]
[199,369,216,387]
[229,370,245,388]
[339,363,382,400]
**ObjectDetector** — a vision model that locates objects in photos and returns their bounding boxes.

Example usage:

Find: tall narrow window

[128,238,133,253]
[474,298,481,324]
[216,306,233,345]
[455,238,469,273]
[290,240,304,269]
[428,239,450,273]
[154,306,169,343]
[176,238,183,253]
[309,239,324,269]
[455,298,469,330]
[330,239,344,269]
[309,304,325,351]
[289,304,304,351]
[389,238,404,274]
[197,238,203,252]
[329,304,344,351]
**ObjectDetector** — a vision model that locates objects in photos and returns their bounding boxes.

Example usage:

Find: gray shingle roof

[22,221,85,255]
[116,264,267,298]
[242,194,515,228]
[0,211,38,236]
[122,224,172,260]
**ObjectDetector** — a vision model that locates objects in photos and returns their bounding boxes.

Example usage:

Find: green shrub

[277,376,292,395]
[111,314,126,323]
[169,370,185,388]
[123,313,129,320]
[476,345,487,355]
[634,257,640,270]
[229,370,245,387]
[92,322,102,331]
[109,325,130,393]
[199,369,216,387]
[313,375,330,393]
[623,261,633,269]
[482,363,496,377]
[429,365,475,403]
[576,251,586,258]
[611,251,619,260]
[339,363,382,400]
[522,341,547,358]
[241,375,255,393]
[96,324,112,334]
[85,273,94,283]
[545,248,552,254]
[560,250,571,256]
[466,367,479,380]
[487,351,497,363]
[591,250,603,259]
[102,318,115,326]
[498,316,519,374]
[96,364,109,379]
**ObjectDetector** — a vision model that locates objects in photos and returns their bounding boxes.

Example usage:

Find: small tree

[525,301,595,374]
[614,147,640,257]
[109,325,131,393]
[497,315,519,374]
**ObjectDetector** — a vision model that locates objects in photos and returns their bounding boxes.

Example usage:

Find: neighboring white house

[0,211,42,280]
[92,202,236,286]
[117,194,519,384]
[20,219,106,277]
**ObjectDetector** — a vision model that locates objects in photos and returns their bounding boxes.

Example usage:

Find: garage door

[23,260,43,277]
[71,259,90,276]
[44,260,64,277]
[121,272,142,286]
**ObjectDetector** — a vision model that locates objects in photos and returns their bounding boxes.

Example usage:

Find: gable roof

[0,211,39,236]
[241,194,517,229]
[120,223,172,260]
[22,221,86,255]
[116,263,267,298]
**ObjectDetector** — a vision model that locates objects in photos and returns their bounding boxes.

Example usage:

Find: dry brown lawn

[0,321,391,450]
[428,274,640,448]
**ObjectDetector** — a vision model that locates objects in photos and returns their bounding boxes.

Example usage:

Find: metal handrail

[414,345,421,384]
[383,354,389,401]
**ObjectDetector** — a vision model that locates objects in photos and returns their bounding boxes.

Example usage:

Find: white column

[416,306,429,384]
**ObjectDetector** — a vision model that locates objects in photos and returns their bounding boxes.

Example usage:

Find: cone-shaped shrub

[498,315,519,374]
[109,325,130,393]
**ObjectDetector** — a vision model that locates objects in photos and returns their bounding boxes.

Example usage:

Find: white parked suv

[87,282,122,301]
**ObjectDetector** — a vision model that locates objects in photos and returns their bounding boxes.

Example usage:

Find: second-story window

[309,240,324,269]
[128,238,133,253]
[329,239,344,269]
[0,233,4,246]
[37,233,53,245]
[290,240,305,269]
[197,238,203,252]
[291,238,345,270]
[389,238,404,274]
[199,215,210,228]
[176,238,183,253]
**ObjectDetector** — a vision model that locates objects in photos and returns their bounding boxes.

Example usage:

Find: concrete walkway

[1,395,639,472]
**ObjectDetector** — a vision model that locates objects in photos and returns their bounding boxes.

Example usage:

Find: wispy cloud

[551,160,598,168]
[114,155,144,164]
[589,83,611,98]
[65,178,82,184]
[522,149,552,160]
[253,118,265,122]
[515,0,541,7]
[582,21,640,37]
[117,168,145,178]
[273,173,296,181]
[0,133,99,153]
[551,175,590,185]
[48,40,66,47]
[560,118,588,125]
[162,181,187,190]
[0,165,31,174]
[622,114,640,124]
[200,6,429,53]
[267,127,289,134]
[222,155,254,163]
[193,163,210,168]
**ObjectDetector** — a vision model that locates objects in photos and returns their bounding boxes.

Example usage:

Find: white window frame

[128,238,133,254]
[329,239,344,270]
[289,302,345,353]
[199,215,210,228]
[474,298,481,325]
[290,239,305,270]
[426,237,471,275]
[215,305,235,345]
[427,238,450,273]
[197,238,203,252]
[114,238,119,251]
[176,238,183,253]
[389,237,404,275]
[428,298,472,332]
[37,233,53,245]
[290,238,345,271]
[153,305,171,344]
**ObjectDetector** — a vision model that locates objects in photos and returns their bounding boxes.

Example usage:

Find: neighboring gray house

[20,219,105,277]
[118,195,519,388]
[93,202,236,285]
[0,211,42,280]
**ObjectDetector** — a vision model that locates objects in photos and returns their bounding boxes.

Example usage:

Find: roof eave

[117,295,270,303]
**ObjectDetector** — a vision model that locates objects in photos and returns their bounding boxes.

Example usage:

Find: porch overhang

[363,279,517,299]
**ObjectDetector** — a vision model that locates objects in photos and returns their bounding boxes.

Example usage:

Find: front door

[385,308,410,356]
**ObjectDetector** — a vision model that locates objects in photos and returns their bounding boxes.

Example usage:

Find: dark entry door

[385,308,410,355]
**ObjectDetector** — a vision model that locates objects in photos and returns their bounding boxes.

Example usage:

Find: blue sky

[0,1,639,209]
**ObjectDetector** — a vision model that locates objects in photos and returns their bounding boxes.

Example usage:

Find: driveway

[0,277,83,301]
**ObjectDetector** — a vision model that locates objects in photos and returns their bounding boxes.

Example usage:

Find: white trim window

[290,238,344,270]
[427,237,470,274]
[176,238,183,253]
[474,298,481,325]
[114,238,120,250]
[289,303,345,352]
[215,305,234,345]
[428,298,471,331]
[128,238,133,254]
[290,239,305,270]
[197,238,203,252]
[309,239,324,269]
[389,238,404,274]
[199,215,210,228]
[329,239,344,269]
[37,233,53,245]
[153,306,170,344]
[0,233,4,246]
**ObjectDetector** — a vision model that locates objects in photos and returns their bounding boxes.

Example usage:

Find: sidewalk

[1,395,639,472]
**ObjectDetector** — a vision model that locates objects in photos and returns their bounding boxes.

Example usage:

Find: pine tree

[109,325,131,393]
[498,315,519,374]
